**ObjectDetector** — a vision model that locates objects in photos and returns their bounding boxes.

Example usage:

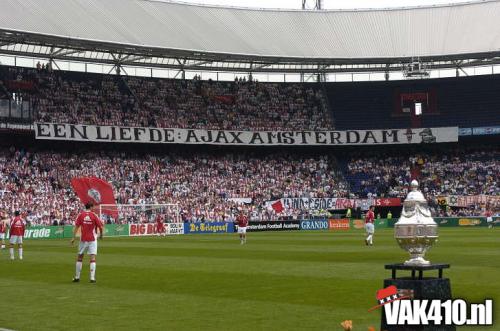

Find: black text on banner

[34,123,459,146]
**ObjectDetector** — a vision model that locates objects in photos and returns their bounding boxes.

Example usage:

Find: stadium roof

[1,0,500,73]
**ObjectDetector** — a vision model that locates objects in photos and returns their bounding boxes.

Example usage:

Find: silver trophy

[394,180,438,266]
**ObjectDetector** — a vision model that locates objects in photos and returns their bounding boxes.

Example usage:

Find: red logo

[368,286,410,312]
[130,223,157,236]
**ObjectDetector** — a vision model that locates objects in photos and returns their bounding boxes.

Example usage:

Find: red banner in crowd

[374,198,402,207]
[6,80,35,90]
[70,177,117,217]
[335,199,357,209]
[213,95,234,104]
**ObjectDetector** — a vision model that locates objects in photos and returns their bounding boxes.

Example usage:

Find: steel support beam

[1,33,500,74]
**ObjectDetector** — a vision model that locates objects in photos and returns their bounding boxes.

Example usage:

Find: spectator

[0,148,348,225]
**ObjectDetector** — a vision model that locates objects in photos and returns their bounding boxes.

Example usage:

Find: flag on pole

[70,177,117,217]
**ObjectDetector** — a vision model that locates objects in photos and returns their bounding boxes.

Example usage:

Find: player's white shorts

[0,233,5,240]
[365,223,375,234]
[486,217,493,223]
[9,235,23,244]
[78,240,98,255]
[238,227,247,234]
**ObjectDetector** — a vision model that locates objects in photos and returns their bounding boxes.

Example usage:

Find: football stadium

[0,0,499,330]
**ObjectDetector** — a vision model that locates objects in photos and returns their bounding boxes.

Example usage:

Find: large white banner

[34,123,458,146]
[268,197,402,211]
[281,198,357,210]
[447,195,500,207]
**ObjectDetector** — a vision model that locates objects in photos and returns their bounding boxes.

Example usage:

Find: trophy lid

[405,180,426,202]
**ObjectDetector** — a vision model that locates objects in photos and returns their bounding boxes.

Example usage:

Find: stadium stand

[0,147,348,225]
[0,145,497,225]
[3,65,500,132]
[1,1,500,329]
[0,66,334,131]
[326,75,500,130]
[1,0,500,226]
[344,147,499,199]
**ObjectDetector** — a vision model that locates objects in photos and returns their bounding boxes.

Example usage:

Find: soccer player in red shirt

[8,211,25,260]
[485,209,494,229]
[236,210,249,245]
[0,210,9,249]
[365,206,375,246]
[155,215,166,237]
[71,203,103,283]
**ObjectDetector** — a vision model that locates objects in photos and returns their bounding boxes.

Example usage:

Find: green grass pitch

[0,228,498,331]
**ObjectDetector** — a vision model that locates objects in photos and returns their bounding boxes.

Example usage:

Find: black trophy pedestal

[380,264,455,331]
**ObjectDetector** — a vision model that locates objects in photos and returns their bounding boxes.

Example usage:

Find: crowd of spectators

[345,148,499,198]
[345,148,499,216]
[418,150,499,197]
[1,65,498,224]
[0,148,348,225]
[0,145,498,225]
[346,155,412,198]
[1,65,334,131]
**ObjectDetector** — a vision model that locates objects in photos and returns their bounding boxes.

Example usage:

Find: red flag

[271,200,284,213]
[374,198,401,207]
[70,177,117,218]
[213,95,234,104]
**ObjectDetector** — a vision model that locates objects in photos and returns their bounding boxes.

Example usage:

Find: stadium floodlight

[402,58,430,78]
